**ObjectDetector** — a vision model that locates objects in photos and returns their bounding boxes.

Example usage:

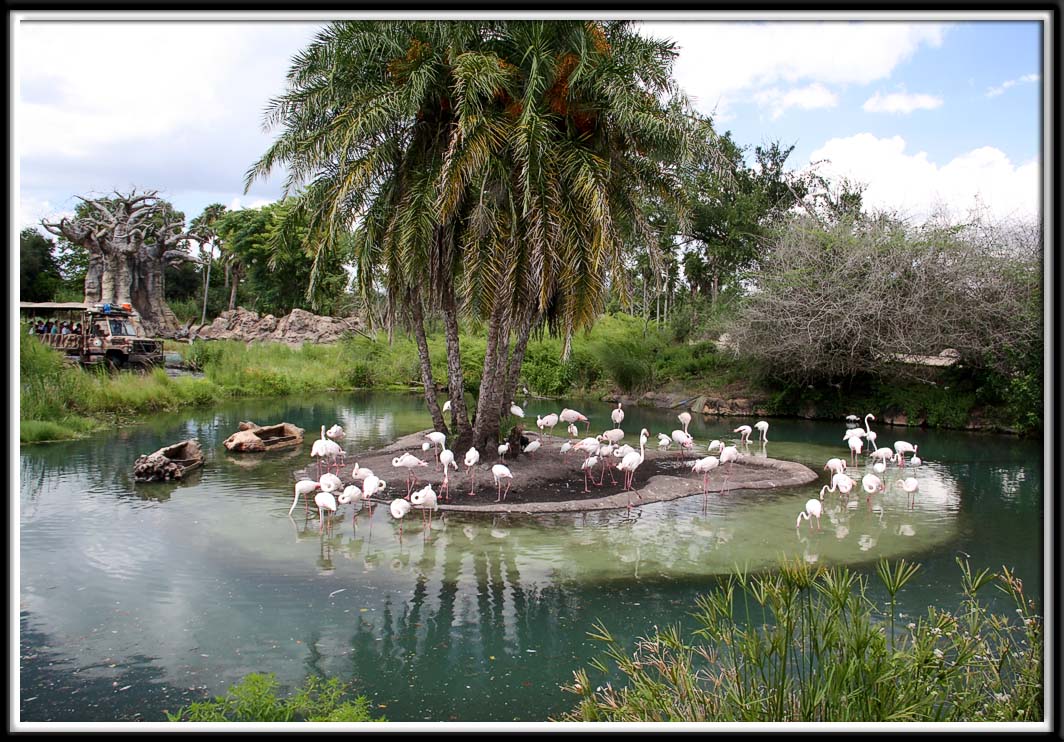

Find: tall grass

[562,557,1042,722]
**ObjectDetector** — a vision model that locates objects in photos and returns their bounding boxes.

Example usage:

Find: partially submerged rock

[134,439,204,482]
[224,421,305,452]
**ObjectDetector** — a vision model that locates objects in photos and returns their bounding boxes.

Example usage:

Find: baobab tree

[42,189,203,335]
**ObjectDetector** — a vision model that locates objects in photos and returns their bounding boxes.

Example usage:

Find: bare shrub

[727,214,1042,382]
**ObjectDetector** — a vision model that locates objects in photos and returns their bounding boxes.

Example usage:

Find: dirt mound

[189,307,363,346]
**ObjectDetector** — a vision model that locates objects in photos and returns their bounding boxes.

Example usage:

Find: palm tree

[247,20,700,451]
[191,203,227,325]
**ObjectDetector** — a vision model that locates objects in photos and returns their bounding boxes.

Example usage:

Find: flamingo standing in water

[611,402,625,428]
[719,445,740,494]
[560,408,590,433]
[361,474,386,502]
[315,491,338,534]
[754,421,769,442]
[894,441,917,467]
[829,472,856,496]
[464,447,480,495]
[796,487,826,531]
[734,425,753,445]
[389,497,412,540]
[863,414,878,451]
[678,411,692,434]
[491,464,514,502]
[848,435,864,465]
[289,479,321,516]
[410,484,438,529]
[690,455,720,504]
[861,473,886,508]
[339,484,363,521]
[311,426,342,476]
[824,458,847,476]
[896,476,920,508]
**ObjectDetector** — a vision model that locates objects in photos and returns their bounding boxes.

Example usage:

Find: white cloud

[227,196,276,212]
[754,83,838,120]
[640,21,946,119]
[985,73,1040,97]
[862,90,943,114]
[809,133,1040,222]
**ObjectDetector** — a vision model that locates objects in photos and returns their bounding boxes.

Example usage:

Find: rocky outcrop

[188,308,363,346]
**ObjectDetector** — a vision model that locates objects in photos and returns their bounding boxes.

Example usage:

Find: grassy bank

[20,314,1035,444]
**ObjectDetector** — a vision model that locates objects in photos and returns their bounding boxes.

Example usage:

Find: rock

[689,395,707,414]
[223,429,267,453]
[192,307,362,345]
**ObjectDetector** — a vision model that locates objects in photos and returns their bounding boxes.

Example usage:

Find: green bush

[562,557,1042,723]
[166,672,385,722]
[345,360,375,388]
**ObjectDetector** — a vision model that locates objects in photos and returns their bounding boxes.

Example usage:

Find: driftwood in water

[133,439,204,482]
[223,421,305,452]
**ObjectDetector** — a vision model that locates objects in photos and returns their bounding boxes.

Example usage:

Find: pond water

[18,392,1044,722]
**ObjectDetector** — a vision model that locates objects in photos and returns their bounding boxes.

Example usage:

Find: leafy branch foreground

[562,557,1042,723]
[166,673,385,722]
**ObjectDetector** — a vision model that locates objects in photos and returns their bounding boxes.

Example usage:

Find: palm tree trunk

[200,243,214,325]
[228,265,239,310]
[441,284,473,451]
[502,307,538,413]
[410,290,448,435]
[471,300,506,452]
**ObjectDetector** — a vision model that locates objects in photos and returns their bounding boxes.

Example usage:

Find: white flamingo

[491,464,514,502]
[314,491,338,533]
[289,479,321,516]
[351,465,375,482]
[537,413,560,439]
[706,439,723,454]
[909,449,923,467]
[425,431,447,466]
[361,474,386,501]
[597,442,618,485]
[829,472,856,496]
[754,420,769,442]
[600,428,625,445]
[510,403,525,419]
[873,460,887,474]
[677,411,692,434]
[392,453,428,495]
[389,497,412,539]
[734,425,753,444]
[617,429,648,511]
[719,445,740,493]
[796,487,826,531]
[894,441,917,467]
[861,473,886,504]
[339,484,363,519]
[657,433,672,453]
[574,436,601,457]
[439,448,457,500]
[311,425,342,476]
[464,447,480,495]
[410,484,438,529]
[611,402,625,428]
[560,408,590,433]
[566,422,579,438]
[848,435,864,464]
[326,424,345,442]
[863,414,877,451]
[824,458,847,475]
[580,455,601,493]
[318,472,343,493]
[671,429,694,458]
[690,455,720,501]
[843,427,867,442]
[896,476,920,508]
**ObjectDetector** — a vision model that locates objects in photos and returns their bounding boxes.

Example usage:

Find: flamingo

[560,408,590,433]
[671,429,694,458]
[848,435,864,464]
[351,465,375,482]
[410,484,438,529]
[510,403,525,419]
[537,413,560,439]
[611,402,625,428]
[491,464,514,502]
[734,425,753,444]
[338,484,363,523]
[574,436,601,457]
[690,455,720,502]
[464,447,480,495]
[719,445,740,494]
[829,472,856,496]
[566,422,579,438]
[389,497,412,539]
[314,491,338,533]
[824,458,847,476]
[580,455,601,492]
[289,479,321,516]
[318,472,343,494]
[425,431,447,466]
[560,440,573,456]
[873,460,887,474]
[392,453,428,495]
[754,420,769,442]
[597,442,618,485]
[861,473,886,505]
[523,439,541,456]
[863,414,877,451]
[614,443,636,459]
[677,411,692,434]
[896,476,919,508]
[894,441,916,467]
[706,439,723,454]
[796,488,826,531]
[361,474,386,501]
[869,446,894,465]
[311,425,343,476]
[909,449,923,467]
[657,433,672,453]
[326,424,345,442]
[439,448,457,500]
[617,429,649,511]
[843,427,867,442]
[600,428,625,445]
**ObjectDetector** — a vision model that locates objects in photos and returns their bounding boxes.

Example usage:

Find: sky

[13,14,1045,233]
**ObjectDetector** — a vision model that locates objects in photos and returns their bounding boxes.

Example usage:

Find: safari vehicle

[21,301,165,369]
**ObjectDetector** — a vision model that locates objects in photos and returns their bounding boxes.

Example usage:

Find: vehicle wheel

[105,351,128,370]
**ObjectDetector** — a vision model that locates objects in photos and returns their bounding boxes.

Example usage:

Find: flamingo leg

[583,469,592,493]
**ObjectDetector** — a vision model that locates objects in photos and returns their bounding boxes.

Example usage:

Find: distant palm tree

[191,203,227,325]
[247,20,699,451]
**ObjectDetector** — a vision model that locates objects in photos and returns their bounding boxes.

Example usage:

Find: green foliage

[562,558,1043,722]
[20,228,64,302]
[166,672,384,723]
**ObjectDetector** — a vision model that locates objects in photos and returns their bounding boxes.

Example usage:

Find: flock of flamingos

[287,404,924,538]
